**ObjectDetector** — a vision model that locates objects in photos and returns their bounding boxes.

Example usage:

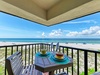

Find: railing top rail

[0,43,100,53]
[44,43,100,53]
[0,43,42,48]
[60,45,100,53]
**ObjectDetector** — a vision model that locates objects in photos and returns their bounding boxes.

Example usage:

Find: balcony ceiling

[0,0,100,26]
[31,0,61,10]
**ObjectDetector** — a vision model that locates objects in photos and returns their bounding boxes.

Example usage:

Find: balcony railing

[0,43,100,75]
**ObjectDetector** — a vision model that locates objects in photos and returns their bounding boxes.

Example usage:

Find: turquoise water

[0,38,100,44]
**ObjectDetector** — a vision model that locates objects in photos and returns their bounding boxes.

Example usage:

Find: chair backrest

[6,52,23,75]
[50,42,53,51]
[56,42,59,51]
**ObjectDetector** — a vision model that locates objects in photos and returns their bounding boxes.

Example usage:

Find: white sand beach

[0,42,100,50]
[59,43,100,50]
[0,42,31,46]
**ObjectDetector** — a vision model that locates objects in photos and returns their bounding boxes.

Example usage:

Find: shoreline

[0,42,100,50]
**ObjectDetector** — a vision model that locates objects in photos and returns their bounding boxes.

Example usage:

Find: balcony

[0,43,100,75]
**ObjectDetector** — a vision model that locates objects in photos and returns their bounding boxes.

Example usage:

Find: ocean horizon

[0,38,100,44]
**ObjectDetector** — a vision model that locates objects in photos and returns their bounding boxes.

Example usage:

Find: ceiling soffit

[47,0,92,19]
[0,0,100,26]
[31,0,61,10]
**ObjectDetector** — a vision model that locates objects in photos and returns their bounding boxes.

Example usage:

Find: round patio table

[35,52,73,75]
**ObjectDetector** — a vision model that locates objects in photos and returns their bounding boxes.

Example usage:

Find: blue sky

[0,12,100,38]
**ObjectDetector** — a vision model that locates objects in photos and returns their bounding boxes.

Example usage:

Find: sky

[0,12,100,38]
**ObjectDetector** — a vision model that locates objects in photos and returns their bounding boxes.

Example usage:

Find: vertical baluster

[84,51,88,75]
[47,44,49,51]
[21,46,23,56]
[48,44,50,51]
[32,45,33,64]
[25,45,27,66]
[40,43,43,49]
[54,45,55,52]
[59,70,60,74]
[39,44,40,50]
[11,46,13,55]
[5,47,7,75]
[59,47,61,73]
[95,53,97,71]
[72,49,73,75]
[46,44,47,50]
[55,45,58,75]
[67,48,68,74]
[42,44,43,49]
[44,43,45,49]
[62,47,64,53]
[35,44,36,53]
[49,44,50,51]
[28,45,30,65]
[37,44,38,52]
[38,44,39,52]
[44,44,45,49]
[77,50,79,75]
[62,47,64,72]
[59,47,61,52]
[55,70,57,74]
[39,44,40,51]
[16,45,18,51]
[46,44,47,49]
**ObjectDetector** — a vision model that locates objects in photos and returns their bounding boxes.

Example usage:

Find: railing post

[16,45,18,51]
[77,50,79,75]
[11,46,13,55]
[21,46,23,56]
[72,49,73,75]
[84,51,88,75]
[5,47,7,75]
[66,48,69,74]
[95,53,97,71]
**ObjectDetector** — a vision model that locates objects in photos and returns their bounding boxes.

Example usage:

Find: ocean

[0,38,100,44]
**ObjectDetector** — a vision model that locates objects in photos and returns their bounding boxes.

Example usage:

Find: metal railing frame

[0,43,100,75]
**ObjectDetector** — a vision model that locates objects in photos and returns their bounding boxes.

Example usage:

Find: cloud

[42,32,46,37]
[63,20,97,24]
[66,26,100,37]
[49,29,62,37]
[66,32,79,37]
